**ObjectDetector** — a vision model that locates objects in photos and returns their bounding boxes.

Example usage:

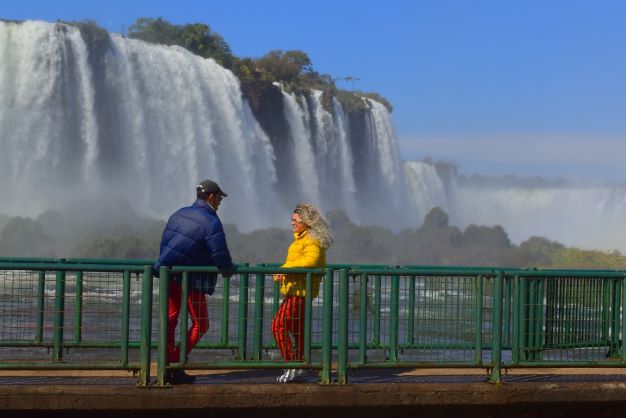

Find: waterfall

[278,89,358,218]
[278,88,321,204]
[403,158,626,253]
[403,161,455,223]
[0,21,280,229]
[0,20,410,231]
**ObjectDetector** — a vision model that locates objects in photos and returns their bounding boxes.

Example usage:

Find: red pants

[272,296,305,361]
[167,281,209,362]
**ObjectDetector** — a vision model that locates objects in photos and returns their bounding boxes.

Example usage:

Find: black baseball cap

[196,179,228,197]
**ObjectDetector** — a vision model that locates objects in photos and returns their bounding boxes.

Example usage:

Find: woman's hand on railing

[273,273,285,283]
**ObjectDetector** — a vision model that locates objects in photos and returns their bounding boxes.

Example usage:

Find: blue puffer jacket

[154,199,234,295]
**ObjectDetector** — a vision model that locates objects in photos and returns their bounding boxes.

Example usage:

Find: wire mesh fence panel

[346,273,487,366]
[0,270,53,362]
[514,276,620,364]
[0,268,149,366]
[179,272,326,366]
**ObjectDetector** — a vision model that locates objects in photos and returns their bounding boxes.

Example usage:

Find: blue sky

[4,0,626,183]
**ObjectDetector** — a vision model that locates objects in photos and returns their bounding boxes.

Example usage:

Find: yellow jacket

[279,230,326,298]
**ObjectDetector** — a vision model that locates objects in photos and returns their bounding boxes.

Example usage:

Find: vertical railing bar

[489,271,503,383]
[621,274,626,362]
[120,270,131,366]
[389,274,399,363]
[374,275,382,347]
[221,274,231,346]
[407,275,415,346]
[337,269,349,384]
[138,266,153,387]
[52,269,66,362]
[252,273,265,361]
[179,271,189,365]
[534,278,544,360]
[304,272,312,364]
[238,272,249,361]
[503,276,511,346]
[528,279,537,361]
[600,278,607,349]
[74,271,83,344]
[35,271,46,344]
[156,266,169,386]
[474,275,483,365]
[358,273,368,365]
[612,279,621,356]
[320,268,333,385]
[511,275,519,364]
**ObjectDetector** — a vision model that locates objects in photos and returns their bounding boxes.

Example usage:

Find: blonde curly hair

[294,203,333,250]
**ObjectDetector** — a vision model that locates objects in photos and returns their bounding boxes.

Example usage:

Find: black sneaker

[167,369,196,384]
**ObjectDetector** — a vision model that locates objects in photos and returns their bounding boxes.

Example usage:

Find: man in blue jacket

[154,179,234,383]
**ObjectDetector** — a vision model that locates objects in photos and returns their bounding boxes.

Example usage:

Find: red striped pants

[167,281,209,362]
[271,296,305,361]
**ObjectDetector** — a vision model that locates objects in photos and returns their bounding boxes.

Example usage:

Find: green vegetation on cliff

[123,17,392,114]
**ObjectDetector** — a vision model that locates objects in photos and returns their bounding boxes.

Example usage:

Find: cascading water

[403,161,456,223]
[0,20,280,229]
[0,20,408,231]
[404,158,626,253]
[278,88,321,204]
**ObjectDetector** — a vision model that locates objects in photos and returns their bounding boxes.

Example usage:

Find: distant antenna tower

[343,76,360,91]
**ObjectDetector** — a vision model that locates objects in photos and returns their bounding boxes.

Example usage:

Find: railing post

[519,276,528,361]
[611,279,622,357]
[503,276,511,346]
[534,278,545,360]
[474,275,483,365]
[156,266,169,386]
[528,279,537,361]
[35,271,46,344]
[138,266,153,387]
[337,269,349,384]
[179,272,189,364]
[358,273,368,365]
[221,274,231,347]
[74,271,83,344]
[622,274,626,362]
[374,275,382,347]
[252,273,265,361]
[489,271,503,383]
[320,268,333,385]
[304,272,313,363]
[238,271,249,361]
[512,275,520,364]
[52,269,66,362]
[120,270,131,366]
[389,274,400,363]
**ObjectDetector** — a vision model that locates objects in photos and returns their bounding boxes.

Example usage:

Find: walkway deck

[3,369,626,417]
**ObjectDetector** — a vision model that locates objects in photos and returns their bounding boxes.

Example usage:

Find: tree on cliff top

[128,17,235,68]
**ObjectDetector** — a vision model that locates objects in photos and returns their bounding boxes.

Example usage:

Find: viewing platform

[2,258,626,416]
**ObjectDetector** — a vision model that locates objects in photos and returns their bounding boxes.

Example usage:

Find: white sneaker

[277,368,305,383]
[276,369,291,383]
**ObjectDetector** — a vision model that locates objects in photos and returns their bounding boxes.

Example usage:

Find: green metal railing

[0,257,625,386]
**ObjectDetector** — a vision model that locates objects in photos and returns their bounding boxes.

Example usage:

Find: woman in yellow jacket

[272,203,333,383]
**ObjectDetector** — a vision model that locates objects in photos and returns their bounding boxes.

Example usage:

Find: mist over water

[1,20,625,255]
[454,182,626,253]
